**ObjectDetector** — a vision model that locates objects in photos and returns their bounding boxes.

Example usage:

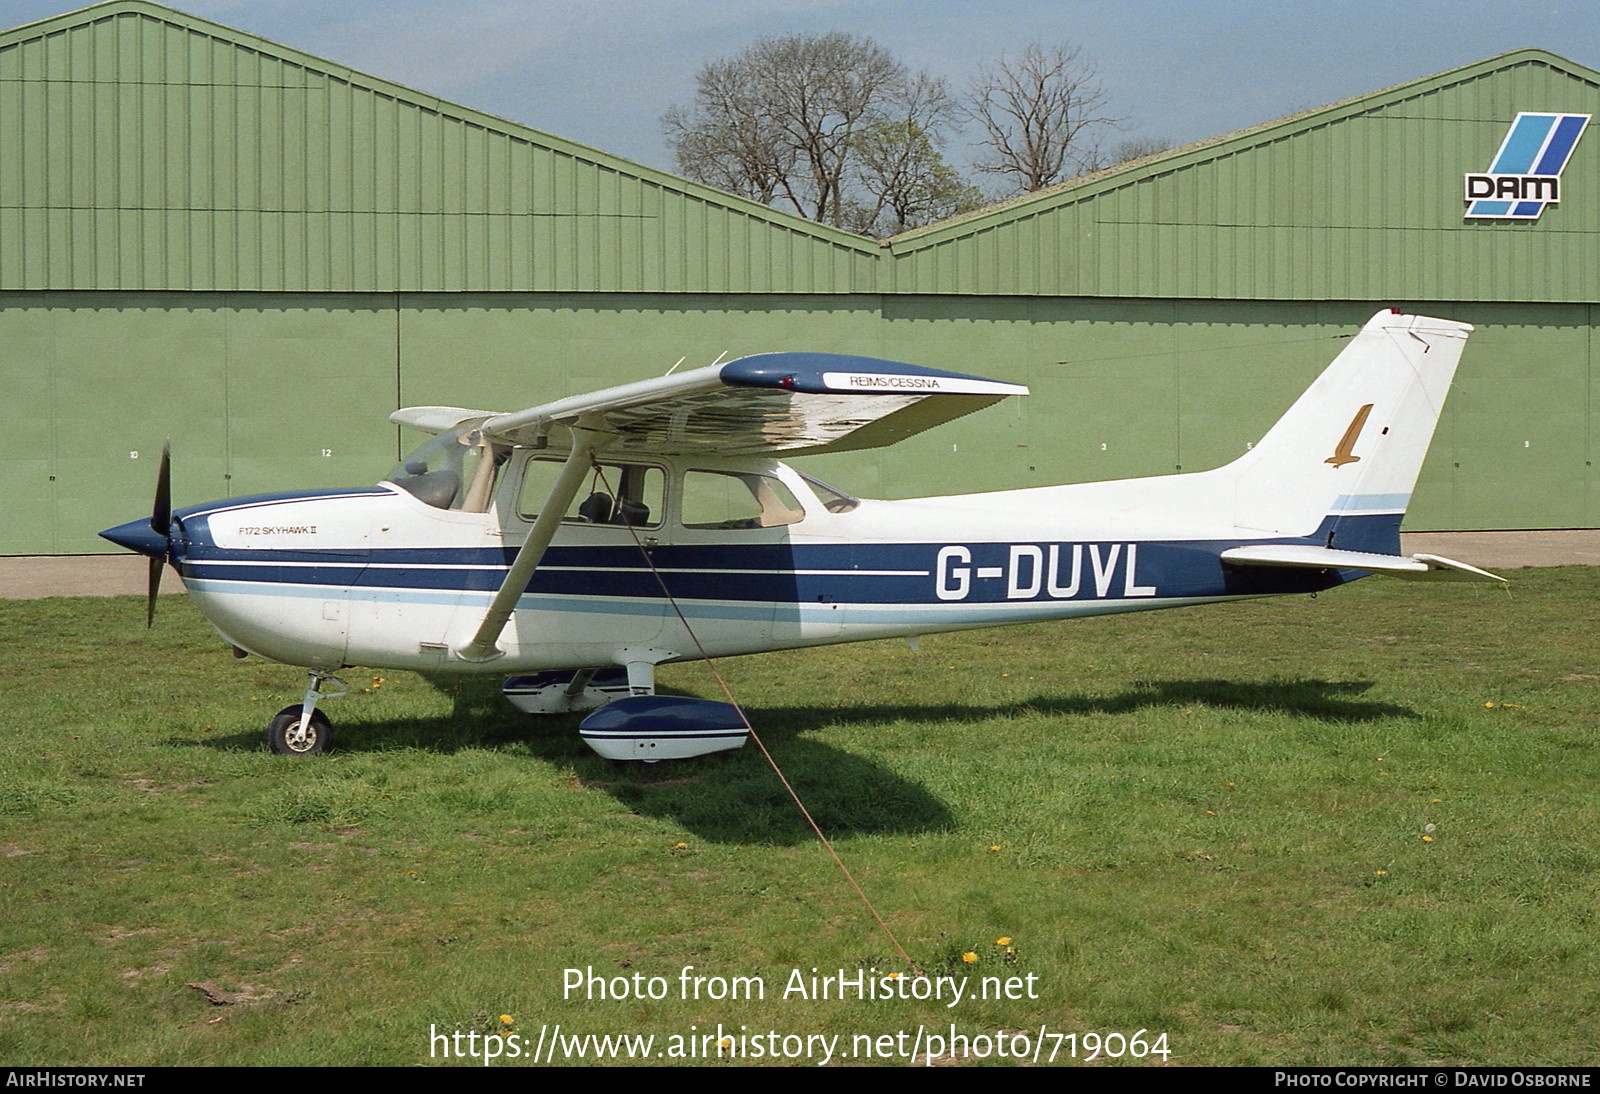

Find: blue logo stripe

[1532,114,1588,174]
[1468,112,1589,220]
[1489,113,1555,173]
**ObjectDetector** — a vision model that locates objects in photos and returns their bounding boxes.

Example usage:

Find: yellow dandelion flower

[1421,835,1434,843]
[996,937,1012,946]
[674,842,687,849]
[500,1015,514,1026]
[1206,810,1216,816]
[1375,870,1387,876]
[1485,702,1495,708]
[961,952,978,964]
[988,845,1001,852]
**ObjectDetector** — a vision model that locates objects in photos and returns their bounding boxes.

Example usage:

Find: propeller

[145,440,171,627]
[99,441,176,625]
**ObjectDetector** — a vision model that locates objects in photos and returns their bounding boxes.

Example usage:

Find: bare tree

[847,119,983,236]
[664,33,972,233]
[967,42,1119,194]
[845,72,979,235]
[662,60,794,206]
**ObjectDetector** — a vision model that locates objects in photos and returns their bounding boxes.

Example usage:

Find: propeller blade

[146,439,172,628]
[146,555,163,628]
[152,439,171,536]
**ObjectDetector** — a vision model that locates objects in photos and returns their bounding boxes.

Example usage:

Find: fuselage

[140,450,1371,675]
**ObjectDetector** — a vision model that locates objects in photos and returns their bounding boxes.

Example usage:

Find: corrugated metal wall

[887,52,1600,302]
[0,3,880,294]
[6,290,1590,554]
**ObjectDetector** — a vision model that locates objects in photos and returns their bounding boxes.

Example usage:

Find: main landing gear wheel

[267,704,332,755]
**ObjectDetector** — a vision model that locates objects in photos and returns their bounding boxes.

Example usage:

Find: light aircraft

[102,309,1502,760]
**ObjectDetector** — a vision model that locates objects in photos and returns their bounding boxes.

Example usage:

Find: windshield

[386,427,505,512]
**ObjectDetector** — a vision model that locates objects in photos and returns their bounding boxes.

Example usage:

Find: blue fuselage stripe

[176,513,1400,608]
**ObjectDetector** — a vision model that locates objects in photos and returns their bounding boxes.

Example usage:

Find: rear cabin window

[518,459,664,529]
[680,470,805,530]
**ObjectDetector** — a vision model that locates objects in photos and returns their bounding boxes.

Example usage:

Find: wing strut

[454,423,603,663]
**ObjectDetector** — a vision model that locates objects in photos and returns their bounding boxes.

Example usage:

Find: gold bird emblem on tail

[1326,403,1374,467]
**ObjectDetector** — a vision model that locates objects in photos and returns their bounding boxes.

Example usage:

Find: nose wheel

[266,670,346,755]
[268,704,332,754]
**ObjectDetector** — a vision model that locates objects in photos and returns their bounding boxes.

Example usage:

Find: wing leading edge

[391,352,1027,456]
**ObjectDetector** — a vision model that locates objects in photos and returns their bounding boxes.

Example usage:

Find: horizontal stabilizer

[1221,545,1505,583]
[1408,553,1509,583]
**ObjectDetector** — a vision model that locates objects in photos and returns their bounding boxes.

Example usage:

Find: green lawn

[1,568,1595,1066]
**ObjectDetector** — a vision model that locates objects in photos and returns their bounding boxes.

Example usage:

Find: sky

[4,0,1597,182]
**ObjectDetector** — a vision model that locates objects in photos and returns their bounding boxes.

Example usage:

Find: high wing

[391,352,1028,456]
[395,352,1026,663]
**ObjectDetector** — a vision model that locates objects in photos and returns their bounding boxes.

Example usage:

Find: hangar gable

[886,49,1600,302]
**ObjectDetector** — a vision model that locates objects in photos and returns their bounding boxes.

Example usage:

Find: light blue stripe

[187,577,1224,628]
[1490,114,1555,173]
[189,578,475,607]
[1332,493,1409,512]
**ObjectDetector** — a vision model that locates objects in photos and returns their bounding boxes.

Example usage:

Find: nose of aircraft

[100,441,177,626]
[99,517,171,558]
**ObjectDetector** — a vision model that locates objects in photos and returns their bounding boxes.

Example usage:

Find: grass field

[1,568,1596,1067]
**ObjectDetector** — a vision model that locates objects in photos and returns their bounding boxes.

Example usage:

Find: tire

[267,704,332,756]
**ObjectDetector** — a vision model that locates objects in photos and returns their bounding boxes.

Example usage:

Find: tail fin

[1221,310,1472,552]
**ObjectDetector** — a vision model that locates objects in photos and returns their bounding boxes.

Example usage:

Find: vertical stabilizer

[1223,311,1471,548]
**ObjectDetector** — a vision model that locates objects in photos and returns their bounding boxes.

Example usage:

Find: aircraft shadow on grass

[757,677,1417,734]
[177,674,1409,844]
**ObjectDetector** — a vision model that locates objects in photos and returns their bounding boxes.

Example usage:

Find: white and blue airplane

[102,309,1501,760]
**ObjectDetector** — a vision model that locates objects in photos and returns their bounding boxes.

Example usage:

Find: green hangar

[3,1,1598,554]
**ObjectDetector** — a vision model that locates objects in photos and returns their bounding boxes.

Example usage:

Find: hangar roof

[3,3,1598,302]
[0,0,880,293]
[884,48,1600,301]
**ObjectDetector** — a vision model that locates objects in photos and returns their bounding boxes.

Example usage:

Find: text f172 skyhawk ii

[102,310,1501,759]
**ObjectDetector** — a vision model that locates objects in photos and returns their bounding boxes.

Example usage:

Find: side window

[517,459,663,528]
[681,470,805,530]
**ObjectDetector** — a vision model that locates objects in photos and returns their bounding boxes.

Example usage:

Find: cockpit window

[387,428,506,512]
[518,458,664,529]
[681,470,805,529]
